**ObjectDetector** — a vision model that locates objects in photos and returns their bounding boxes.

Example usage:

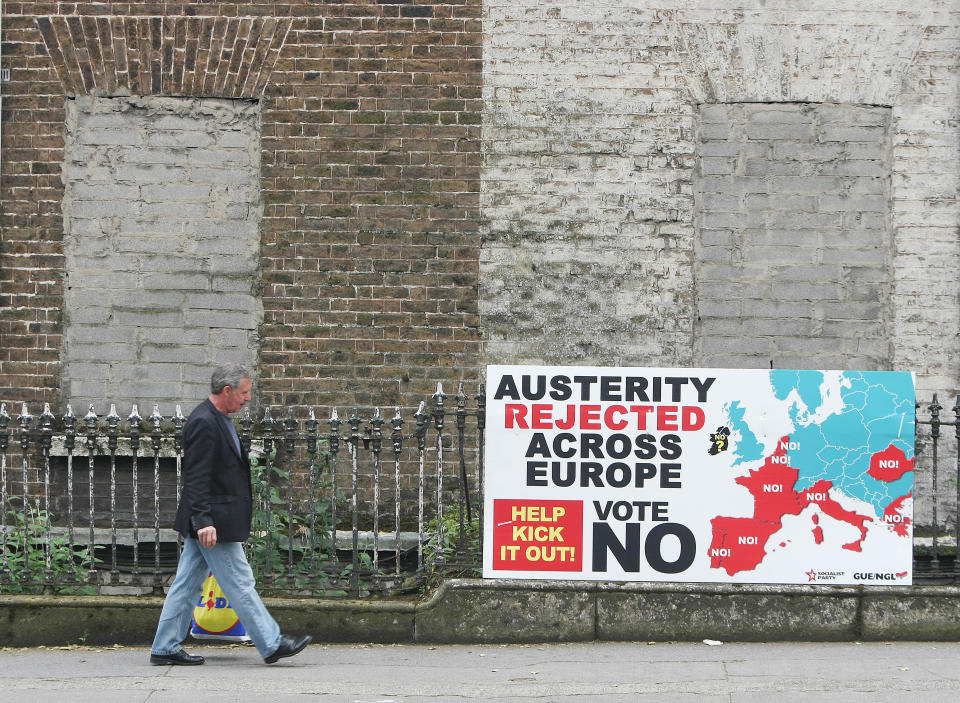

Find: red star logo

[806,570,817,582]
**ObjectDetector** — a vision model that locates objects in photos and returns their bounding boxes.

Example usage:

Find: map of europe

[708,370,915,580]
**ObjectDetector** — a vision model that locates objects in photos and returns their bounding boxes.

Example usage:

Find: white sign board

[483,366,915,585]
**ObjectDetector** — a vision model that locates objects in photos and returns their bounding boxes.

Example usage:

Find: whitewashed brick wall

[62,96,262,413]
[480,0,958,398]
[480,4,696,366]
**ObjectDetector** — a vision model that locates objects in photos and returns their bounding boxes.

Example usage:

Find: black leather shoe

[150,650,205,666]
[264,634,312,664]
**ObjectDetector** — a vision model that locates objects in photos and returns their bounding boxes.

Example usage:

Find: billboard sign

[483,366,915,585]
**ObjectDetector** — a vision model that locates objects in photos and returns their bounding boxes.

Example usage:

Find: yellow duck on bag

[190,572,251,642]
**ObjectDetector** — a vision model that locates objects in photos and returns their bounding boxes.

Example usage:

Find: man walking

[150,363,311,665]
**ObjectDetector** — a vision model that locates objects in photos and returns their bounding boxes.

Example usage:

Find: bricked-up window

[62,96,262,413]
[694,103,892,370]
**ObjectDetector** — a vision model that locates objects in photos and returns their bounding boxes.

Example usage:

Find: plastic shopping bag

[189,572,251,642]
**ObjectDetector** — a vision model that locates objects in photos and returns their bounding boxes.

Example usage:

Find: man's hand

[197,525,217,548]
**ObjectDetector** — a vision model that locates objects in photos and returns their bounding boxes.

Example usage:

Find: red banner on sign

[492,499,583,572]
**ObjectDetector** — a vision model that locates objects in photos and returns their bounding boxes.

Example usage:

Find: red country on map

[710,435,876,576]
[868,444,914,482]
[797,479,872,552]
[882,493,912,537]
[811,514,824,544]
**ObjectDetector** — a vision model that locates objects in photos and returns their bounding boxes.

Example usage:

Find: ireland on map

[483,365,914,585]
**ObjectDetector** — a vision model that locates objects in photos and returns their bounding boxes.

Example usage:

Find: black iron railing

[0,390,957,596]
[0,382,486,597]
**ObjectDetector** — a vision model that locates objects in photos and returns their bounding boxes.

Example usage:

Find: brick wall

[258,1,483,411]
[0,1,484,416]
[0,0,957,412]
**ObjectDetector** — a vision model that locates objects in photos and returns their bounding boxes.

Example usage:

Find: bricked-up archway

[35,15,291,99]
[1,2,484,416]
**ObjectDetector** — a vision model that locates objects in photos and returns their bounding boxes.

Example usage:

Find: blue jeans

[151,537,281,660]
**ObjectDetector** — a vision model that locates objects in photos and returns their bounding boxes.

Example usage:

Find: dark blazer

[173,399,253,542]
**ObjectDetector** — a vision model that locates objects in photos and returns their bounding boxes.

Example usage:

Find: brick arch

[35,15,292,98]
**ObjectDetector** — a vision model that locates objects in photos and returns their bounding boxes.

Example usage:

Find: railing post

[84,405,98,584]
[476,383,486,559]
[261,406,276,588]
[305,408,319,587]
[63,406,77,572]
[930,394,941,571]
[0,404,9,584]
[128,405,142,577]
[106,404,121,584]
[455,383,469,563]
[370,408,383,578]
[149,405,164,593]
[414,401,427,577]
[39,403,55,590]
[18,404,33,586]
[432,384,447,571]
[173,406,185,556]
[238,407,252,572]
[391,408,404,578]
[348,408,361,596]
[284,408,297,588]
[327,408,341,562]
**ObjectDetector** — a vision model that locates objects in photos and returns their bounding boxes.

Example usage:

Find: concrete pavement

[0,641,958,702]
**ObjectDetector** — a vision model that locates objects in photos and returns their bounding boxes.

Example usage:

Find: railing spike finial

[38,406,55,464]
[373,406,382,420]
[394,406,402,420]
[330,406,339,421]
[62,403,77,453]
[85,404,98,422]
[174,405,185,420]
[309,407,316,421]
[129,404,142,422]
[20,402,32,420]
[107,404,120,421]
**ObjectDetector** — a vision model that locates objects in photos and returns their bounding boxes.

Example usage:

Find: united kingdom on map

[708,370,915,585]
